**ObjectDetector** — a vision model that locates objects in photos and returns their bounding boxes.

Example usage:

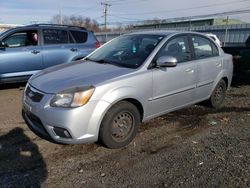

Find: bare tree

[51,14,101,32]
[143,18,162,25]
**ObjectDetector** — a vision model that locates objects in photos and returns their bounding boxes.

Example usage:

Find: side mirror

[156,56,177,68]
[0,41,6,49]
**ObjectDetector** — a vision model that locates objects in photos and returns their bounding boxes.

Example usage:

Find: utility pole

[59,5,62,25]
[101,2,111,31]
[223,16,229,47]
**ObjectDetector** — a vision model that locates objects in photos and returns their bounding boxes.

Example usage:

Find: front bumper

[22,85,111,144]
[22,109,55,143]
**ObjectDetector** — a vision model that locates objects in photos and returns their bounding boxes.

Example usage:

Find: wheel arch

[120,98,144,122]
[96,98,144,148]
[222,76,229,89]
[100,97,144,124]
[212,70,232,94]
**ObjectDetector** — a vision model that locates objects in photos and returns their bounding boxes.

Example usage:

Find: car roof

[124,30,207,37]
[11,24,88,31]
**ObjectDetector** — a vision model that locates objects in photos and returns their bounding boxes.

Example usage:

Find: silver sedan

[22,31,233,148]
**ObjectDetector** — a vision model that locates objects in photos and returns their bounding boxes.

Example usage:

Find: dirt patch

[0,81,249,187]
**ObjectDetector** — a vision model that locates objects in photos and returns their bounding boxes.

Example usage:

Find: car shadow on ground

[167,105,249,125]
[231,73,250,87]
[141,105,250,134]
[0,127,47,187]
[0,82,26,90]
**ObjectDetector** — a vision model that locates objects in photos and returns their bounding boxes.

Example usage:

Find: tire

[206,79,227,108]
[98,101,140,149]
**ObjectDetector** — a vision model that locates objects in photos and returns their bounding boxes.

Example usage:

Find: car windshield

[87,34,165,68]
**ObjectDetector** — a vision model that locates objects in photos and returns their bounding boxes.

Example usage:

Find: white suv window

[70,30,88,43]
[43,29,68,45]
[3,30,38,48]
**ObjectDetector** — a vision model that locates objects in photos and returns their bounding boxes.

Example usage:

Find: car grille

[25,85,44,102]
[25,110,46,133]
[22,109,51,141]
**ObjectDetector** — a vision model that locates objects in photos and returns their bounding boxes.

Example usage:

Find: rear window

[70,30,88,43]
[192,36,214,59]
[43,29,68,45]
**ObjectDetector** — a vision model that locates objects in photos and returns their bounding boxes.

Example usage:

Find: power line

[110,0,150,5]
[112,0,250,16]
[178,9,250,21]
[102,9,250,26]
[71,5,99,15]
[109,14,144,21]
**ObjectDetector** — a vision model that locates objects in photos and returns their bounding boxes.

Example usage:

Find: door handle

[70,48,78,52]
[31,50,40,54]
[216,62,222,67]
[185,68,194,73]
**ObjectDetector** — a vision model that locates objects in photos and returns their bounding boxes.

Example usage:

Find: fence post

[223,16,229,47]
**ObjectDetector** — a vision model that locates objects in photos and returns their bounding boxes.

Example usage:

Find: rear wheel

[98,101,140,149]
[206,79,227,108]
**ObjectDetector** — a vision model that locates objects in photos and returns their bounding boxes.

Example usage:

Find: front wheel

[206,79,227,108]
[98,101,140,149]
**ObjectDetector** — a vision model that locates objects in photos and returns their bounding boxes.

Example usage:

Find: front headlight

[50,86,95,108]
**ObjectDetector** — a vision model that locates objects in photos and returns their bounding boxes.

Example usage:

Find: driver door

[151,35,197,116]
[0,29,43,81]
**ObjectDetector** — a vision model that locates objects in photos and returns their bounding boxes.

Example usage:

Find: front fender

[90,86,146,138]
[101,86,144,105]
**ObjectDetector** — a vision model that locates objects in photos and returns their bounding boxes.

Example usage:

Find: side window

[2,30,38,48]
[113,37,159,56]
[156,36,191,63]
[70,30,88,43]
[192,36,218,59]
[69,32,75,43]
[43,29,68,45]
[211,42,219,56]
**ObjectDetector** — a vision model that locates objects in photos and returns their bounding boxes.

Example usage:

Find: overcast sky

[0,0,250,25]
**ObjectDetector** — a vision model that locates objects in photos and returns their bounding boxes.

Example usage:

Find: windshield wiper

[84,58,108,64]
[84,57,97,62]
[85,58,134,69]
[94,59,110,64]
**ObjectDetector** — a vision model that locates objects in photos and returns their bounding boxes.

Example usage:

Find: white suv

[205,33,222,47]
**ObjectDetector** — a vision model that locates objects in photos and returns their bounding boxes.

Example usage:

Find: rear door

[190,35,222,100]
[41,28,78,68]
[0,29,43,81]
[151,35,197,115]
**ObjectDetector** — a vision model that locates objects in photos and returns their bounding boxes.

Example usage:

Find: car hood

[29,61,134,94]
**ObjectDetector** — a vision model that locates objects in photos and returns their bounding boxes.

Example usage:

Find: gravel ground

[0,78,249,188]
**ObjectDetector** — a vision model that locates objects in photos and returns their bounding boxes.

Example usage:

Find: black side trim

[197,81,214,88]
[152,87,195,101]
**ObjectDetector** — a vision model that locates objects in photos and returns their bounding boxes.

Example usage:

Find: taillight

[95,41,101,48]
